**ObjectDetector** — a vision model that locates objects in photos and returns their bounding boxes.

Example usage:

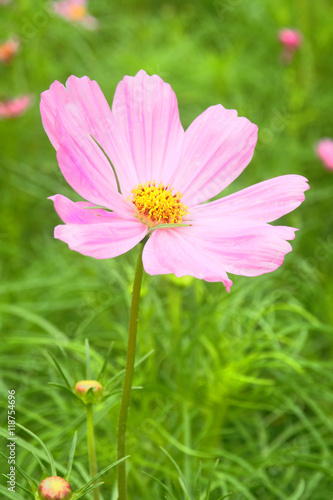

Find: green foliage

[1,0,333,498]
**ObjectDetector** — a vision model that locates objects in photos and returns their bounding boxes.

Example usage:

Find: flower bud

[38,476,72,500]
[75,380,103,404]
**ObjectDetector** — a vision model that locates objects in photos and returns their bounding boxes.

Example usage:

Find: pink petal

[190,175,309,222]
[187,218,296,277]
[143,216,296,291]
[54,218,147,259]
[112,69,184,186]
[142,228,233,292]
[40,81,68,149]
[49,194,123,224]
[56,131,133,213]
[40,76,138,195]
[173,105,258,205]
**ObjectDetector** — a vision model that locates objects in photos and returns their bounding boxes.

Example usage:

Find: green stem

[117,242,145,500]
[87,403,99,500]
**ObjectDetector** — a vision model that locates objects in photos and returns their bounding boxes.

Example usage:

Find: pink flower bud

[278,29,303,49]
[278,28,303,64]
[316,139,333,170]
[38,476,72,500]
[75,380,103,403]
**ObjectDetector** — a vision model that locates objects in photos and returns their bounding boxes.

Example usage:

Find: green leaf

[47,351,73,390]
[194,461,202,500]
[148,223,191,233]
[74,456,129,497]
[0,484,26,500]
[47,382,79,400]
[30,451,49,477]
[97,341,114,381]
[65,432,77,481]
[141,471,173,495]
[85,338,91,379]
[0,452,38,491]
[73,481,105,500]
[2,475,34,497]
[90,134,122,194]
[205,459,220,500]
[16,424,56,476]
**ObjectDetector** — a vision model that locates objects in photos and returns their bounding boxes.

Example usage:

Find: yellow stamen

[68,4,86,20]
[129,181,189,228]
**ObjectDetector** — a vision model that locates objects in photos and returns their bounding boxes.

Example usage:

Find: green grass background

[1,0,333,498]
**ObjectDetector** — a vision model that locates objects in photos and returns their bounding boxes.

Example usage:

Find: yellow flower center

[130,181,189,228]
[68,4,86,20]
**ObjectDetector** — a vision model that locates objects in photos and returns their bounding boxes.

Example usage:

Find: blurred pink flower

[0,37,20,63]
[0,0,12,5]
[278,28,303,64]
[40,71,309,292]
[0,95,31,118]
[53,0,98,29]
[316,138,333,170]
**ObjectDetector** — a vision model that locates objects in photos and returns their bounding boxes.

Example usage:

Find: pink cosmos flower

[0,95,31,118]
[278,28,303,64]
[53,0,98,29]
[316,138,333,170]
[40,70,309,292]
[0,37,20,63]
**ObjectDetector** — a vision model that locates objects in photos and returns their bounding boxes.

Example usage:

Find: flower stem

[87,403,99,500]
[117,242,145,500]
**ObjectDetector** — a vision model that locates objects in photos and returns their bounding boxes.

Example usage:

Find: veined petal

[54,218,147,259]
[40,81,67,149]
[49,194,127,224]
[112,69,184,186]
[142,228,233,292]
[173,105,258,205]
[187,218,296,277]
[191,175,309,222]
[41,76,138,195]
[143,216,296,291]
[56,131,134,214]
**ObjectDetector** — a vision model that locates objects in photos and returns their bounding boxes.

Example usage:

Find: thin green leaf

[47,351,73,389]
[30,451,49,476]
[90,134,122,194]
[74,457,129,497]
[74,481,105,499]
[0,452,37,490]
[85,338,91,379]
[16,424,56,476]
[194,461,202,500]
[65,432,77,481]
[97,341,114,381]
[141,471,173,495]
[0,484,26,500]
[205,459,220,500]
[148,223,191,234]
[2,475,34,497]
[47,382,79,400]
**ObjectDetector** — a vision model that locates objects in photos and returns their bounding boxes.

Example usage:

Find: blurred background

[1,0,333,499]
